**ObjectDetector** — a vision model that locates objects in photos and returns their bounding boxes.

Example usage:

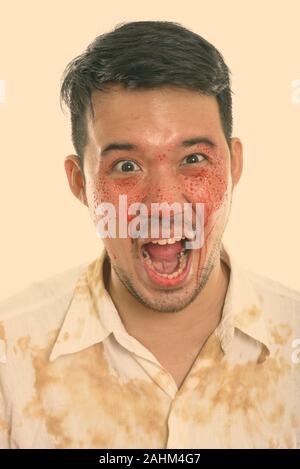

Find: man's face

[67,85,242,312]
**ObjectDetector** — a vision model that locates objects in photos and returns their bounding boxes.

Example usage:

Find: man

[0,20,299,449]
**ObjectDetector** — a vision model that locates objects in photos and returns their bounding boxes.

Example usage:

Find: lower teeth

[142,248,188,279]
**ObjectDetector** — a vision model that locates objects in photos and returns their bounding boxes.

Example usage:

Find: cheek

[180,164,228,222]
[86,159,229,226]
[86,172,149,223]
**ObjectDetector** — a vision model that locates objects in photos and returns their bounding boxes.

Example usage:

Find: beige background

[0,0,299,300]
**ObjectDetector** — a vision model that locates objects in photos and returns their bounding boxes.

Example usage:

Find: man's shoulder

[0,261,89,331]
[245,268,300,329]
[246,269,300,304]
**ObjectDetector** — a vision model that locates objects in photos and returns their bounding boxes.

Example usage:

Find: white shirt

[0,244,299,448]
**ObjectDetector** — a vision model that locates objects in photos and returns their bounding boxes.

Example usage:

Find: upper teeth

[150,237,184,245]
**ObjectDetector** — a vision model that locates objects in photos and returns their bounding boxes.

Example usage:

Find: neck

[106,253,230,348]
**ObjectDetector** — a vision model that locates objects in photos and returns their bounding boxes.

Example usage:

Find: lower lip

[139,248,193,288]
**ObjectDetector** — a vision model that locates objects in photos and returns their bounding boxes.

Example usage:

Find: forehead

[87,85,225,150]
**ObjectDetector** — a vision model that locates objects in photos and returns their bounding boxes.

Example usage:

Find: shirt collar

[49,246,112,361]
[49,243,271,362]
[216,245,271,355]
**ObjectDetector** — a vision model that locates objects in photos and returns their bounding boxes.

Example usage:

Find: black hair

[60,20,233,165]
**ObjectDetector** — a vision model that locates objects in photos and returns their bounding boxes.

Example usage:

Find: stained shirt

[0,244,299,449]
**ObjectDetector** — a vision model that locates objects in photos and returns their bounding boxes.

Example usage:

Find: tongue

[144,241,183,275]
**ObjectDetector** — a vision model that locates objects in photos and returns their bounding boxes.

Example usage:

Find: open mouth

[139,236,193,287]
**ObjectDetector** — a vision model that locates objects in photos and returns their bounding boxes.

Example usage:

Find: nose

[138,168,188,239]
[145,166,184,206]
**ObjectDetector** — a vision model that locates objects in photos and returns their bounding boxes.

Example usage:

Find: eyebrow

[100,136,216,157]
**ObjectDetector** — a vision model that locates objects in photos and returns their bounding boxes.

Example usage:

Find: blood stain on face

[81,86,234,310]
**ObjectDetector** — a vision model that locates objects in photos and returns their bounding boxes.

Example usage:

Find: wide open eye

[112,160,142,173]
[181,153,206,165]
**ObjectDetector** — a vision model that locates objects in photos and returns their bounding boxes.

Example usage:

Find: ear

[230,137,243,188]
[64,155,88,206]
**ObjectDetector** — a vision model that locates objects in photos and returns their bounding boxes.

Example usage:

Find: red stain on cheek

[99,177,148,206]
[88,172,149,224]
[87,149,228,229]
[181,162,227,223]
[127,213,136,223]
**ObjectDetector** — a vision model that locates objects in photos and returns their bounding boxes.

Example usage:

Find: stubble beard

[110,236,223,313]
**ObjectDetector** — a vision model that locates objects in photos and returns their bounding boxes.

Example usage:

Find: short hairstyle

[60,20,233,165]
